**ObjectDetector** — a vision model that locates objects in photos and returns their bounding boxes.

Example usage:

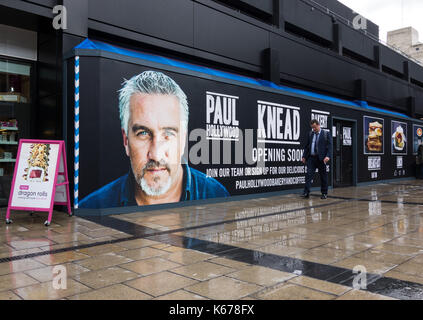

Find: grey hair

[118,71,189,134]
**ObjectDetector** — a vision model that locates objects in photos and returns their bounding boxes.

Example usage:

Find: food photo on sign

[23,144,51,182]
[413,124,423,155]
[364,116,384,155]
[391,121,407,155]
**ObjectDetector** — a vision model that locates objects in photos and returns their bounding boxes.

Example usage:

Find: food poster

[391,121,407,155]
[364,116,384,155]
[413,124,423,155]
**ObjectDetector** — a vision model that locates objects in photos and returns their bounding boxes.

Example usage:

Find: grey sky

[337,0,423,42]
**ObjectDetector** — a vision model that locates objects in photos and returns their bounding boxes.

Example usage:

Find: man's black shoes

[301,193,327,199]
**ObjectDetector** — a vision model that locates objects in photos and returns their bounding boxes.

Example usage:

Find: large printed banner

[78,64,326,209]
[76,56,418,210]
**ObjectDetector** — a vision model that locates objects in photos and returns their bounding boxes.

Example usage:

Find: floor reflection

[0,180,423,299]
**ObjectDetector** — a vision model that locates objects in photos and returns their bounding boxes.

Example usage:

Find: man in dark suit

[301,119,332,199]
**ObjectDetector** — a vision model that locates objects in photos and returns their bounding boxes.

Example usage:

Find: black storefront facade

[2,0,423,215]
[67,39,423,215]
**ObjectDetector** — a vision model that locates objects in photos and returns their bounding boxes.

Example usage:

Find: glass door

[333,119,354,188]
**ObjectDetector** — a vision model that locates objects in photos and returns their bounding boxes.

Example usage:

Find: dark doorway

[333,119,355,188]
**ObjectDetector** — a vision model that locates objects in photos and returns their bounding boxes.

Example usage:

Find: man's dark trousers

[304,155,328,194]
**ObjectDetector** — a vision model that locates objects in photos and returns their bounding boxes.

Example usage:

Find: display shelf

[0,141,18,145]
[0,159,16,163]
[0,127,18,131]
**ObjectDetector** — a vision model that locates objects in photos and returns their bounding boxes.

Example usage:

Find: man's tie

[314,132,318,155]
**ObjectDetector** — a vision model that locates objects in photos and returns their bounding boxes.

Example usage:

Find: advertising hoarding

[73,51,422,210]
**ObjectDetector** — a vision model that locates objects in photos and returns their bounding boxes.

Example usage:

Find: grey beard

[138,175,172,196]
[131,158,172,196]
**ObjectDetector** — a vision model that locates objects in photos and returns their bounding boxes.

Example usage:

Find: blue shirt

[78,164,230,209]
[311,130,321,156]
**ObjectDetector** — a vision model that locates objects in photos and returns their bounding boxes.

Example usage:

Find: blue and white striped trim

[74,56,80,209]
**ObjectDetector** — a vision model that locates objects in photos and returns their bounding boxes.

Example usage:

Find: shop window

[0,60,31,103]
[0,58,32,206]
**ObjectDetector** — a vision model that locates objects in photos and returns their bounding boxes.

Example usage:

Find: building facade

[1,0,423,213]
[387,27,423,65]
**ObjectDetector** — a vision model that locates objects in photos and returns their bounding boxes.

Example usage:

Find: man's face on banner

[123,93,186,196]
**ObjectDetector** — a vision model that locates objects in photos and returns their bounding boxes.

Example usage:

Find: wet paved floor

[0,179,423,300]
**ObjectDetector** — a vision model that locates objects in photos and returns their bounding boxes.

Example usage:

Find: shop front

[66,39,423,215]
[0,24,36,206]
[0,15,63,208]
[0,58,33,206]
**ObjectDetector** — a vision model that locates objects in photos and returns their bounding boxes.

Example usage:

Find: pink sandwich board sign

[6,140,72,226]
